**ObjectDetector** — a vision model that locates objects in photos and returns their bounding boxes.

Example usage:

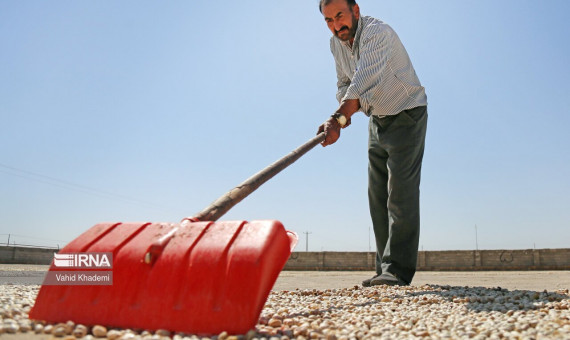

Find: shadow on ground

[405,284,569,313]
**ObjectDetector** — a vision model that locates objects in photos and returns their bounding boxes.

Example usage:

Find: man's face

[322,0,360,42]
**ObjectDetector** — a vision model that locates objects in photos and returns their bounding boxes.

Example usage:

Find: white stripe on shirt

[331,16,427,117]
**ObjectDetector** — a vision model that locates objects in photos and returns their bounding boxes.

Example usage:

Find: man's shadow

[405,284,569,313]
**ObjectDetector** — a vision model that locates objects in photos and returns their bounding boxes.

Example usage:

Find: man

[317,0,428,286]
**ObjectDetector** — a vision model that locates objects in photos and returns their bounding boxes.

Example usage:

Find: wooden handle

[187,132,326,222]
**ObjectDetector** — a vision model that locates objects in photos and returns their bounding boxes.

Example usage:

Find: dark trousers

[368,105,428,284]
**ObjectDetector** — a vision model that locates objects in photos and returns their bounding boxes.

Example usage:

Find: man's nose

[334,20,344,31]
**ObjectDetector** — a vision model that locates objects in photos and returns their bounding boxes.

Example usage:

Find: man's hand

[317,99,359,146]
[317,117,341,147]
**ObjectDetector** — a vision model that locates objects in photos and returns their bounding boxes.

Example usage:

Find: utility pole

[368,226,371,252]
[303,231,312,252]
[7,234,10,246]
[475,225,478,251]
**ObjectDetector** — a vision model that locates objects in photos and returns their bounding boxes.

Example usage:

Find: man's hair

[319,0,357,13]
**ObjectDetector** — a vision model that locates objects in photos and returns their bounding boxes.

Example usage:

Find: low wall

[0,246,57,265]
[285,251,375,271]
[284,248,570,271]
[2,245,569,271]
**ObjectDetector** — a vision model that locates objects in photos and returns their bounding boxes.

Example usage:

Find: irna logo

[53,252,113,268]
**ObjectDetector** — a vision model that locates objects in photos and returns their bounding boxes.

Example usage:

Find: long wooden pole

[189,132,326,222]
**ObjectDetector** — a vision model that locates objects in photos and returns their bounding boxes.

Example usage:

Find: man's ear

[352,3,360,20]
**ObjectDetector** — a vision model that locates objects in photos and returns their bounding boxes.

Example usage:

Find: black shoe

[370,272,408,286]
[362,274,381,287]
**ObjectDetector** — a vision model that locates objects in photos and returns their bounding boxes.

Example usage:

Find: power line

[2,233,66,248]
[0,233,67,243]
[0,163,171,212]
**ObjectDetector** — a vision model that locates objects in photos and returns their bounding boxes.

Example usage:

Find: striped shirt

[331,16,427,117]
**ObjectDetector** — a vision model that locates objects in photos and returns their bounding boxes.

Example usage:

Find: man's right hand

[317,117,341,147]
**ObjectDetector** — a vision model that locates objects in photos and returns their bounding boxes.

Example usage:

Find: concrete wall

[0,246,56,265]
[286,252,376,271]
[2,245,569,270]
[285,248,570,271]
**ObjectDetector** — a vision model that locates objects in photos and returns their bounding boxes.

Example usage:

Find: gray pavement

[0,265,48,285]
[1,264,569,292]
[273,270,570,292]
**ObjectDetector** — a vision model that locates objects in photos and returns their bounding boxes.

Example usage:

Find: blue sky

[1,1,569,251]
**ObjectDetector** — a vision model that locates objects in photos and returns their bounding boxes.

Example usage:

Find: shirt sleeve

[343,26,392,114]
[332,40,351,104]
